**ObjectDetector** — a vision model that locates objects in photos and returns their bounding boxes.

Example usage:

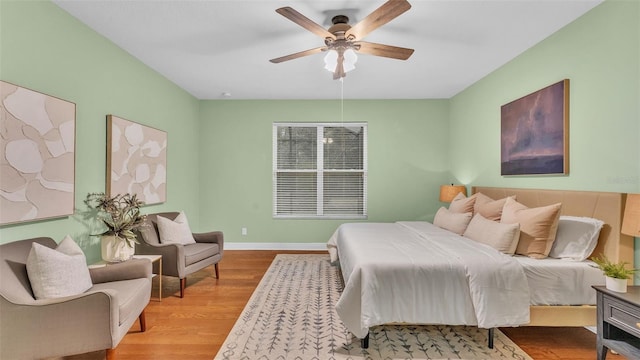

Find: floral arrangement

[84,192,146,248]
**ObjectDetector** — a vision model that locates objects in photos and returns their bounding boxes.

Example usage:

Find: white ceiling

[53,0,603,100]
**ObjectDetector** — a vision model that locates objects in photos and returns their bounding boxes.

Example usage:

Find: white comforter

[327,221,530,338]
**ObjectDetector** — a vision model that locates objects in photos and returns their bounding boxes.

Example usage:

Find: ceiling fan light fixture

[343,48,358,72]
[323,49,357,74]
[323,50,338,72]
[271,1,413,79]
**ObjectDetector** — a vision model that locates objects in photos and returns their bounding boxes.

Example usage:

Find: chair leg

[215,263,220,279]
[106,348,116,360]
[180,277,186,298]
[139,310,146,332]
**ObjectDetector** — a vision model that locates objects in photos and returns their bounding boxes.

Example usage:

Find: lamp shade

[324,49,357,73]
[439,185,467,203]
[622,193,640,237]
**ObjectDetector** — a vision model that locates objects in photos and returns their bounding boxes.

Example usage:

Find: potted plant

[592,255,637,293]
[85,192,146,262]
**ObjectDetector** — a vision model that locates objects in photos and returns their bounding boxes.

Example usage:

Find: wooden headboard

[472,186,633,267]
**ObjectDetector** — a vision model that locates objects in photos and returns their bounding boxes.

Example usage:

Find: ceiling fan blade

[276,7,336,40]
[270,46,327,63]
[345,0,411,40]
[355,41,414,60]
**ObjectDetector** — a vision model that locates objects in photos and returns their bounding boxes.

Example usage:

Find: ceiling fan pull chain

[341,78,345,123]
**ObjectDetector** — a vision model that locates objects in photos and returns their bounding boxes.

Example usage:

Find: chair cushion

[90,277,150,325]
[26,235,93,299]
[184,243,220,266]
[156,211,196,245]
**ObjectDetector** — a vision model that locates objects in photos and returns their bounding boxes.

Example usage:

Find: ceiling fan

[269,0,414,80]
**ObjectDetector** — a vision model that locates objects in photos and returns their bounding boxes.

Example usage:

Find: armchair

[0,237,152,360]
[135,212,224,298]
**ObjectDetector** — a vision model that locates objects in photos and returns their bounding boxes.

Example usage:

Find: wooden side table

[133,255,162,301]
[593,285,640,360]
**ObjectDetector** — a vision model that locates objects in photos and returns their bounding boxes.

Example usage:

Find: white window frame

[273,122,367,219]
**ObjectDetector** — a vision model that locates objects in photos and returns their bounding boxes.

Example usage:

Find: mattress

[329,221,531,338]
[516,256,605,305]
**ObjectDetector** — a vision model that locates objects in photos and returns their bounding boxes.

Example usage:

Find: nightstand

[593,285,640,360]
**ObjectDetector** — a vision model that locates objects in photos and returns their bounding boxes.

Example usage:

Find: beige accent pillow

[464,213,521,254]
[433,207,473,235]
[26,235,93,300]
[448,192,477,214]
[157,211,196,245]
[473,193,515,221]
[501,197,562,259]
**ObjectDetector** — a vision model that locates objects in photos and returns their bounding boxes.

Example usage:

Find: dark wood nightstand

[593,285,640,360]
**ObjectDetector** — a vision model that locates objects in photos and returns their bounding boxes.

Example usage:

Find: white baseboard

[225,242,327,251]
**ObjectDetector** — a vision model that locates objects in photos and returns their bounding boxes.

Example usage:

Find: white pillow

[26,235,93,300]
[433,207,472,235]
[464,213,521,255]
[157,211,196,245]
[548,216,604,261]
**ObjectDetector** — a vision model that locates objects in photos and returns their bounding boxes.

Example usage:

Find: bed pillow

[473,193,515,221]
[26,235,93,300]
[157,211,196,245]
[501,197,562,259]
[548,216,604,261]
[433,207,472,235]
[448,192,477,214]
[463,213,521,255]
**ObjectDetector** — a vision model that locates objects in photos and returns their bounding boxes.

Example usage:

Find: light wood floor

[68,250,621,360]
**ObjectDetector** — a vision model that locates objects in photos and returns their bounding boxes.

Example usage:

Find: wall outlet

[241,227,247,236]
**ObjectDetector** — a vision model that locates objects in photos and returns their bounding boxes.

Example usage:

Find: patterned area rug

[215,254,532,360]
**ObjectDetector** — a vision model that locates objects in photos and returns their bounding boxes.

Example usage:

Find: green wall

[449,0,640,279]
[1,0,638,260]
[449,0,639,193]
[0,1,201,262]
[199,99,451,245]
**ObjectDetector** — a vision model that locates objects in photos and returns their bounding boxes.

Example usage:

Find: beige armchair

[135,212,224,298]
[0,237,152,360]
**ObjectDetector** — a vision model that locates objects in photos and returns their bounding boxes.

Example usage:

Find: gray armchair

[0,237,152,360]
[135,212,224,298]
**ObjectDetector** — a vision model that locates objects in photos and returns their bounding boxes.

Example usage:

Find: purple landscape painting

[501,79,569,176]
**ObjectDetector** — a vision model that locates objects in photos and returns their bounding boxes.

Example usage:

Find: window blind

[273,123,367,219]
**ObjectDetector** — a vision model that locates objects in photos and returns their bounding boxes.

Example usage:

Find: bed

[327,186,634,347]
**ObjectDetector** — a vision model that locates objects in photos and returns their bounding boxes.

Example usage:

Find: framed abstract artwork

[107,115,167,204]
[0,81,76,225]
[501,79,569,176]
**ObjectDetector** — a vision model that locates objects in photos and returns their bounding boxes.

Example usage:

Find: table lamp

[622,193,640,237]
[439,184,467,203]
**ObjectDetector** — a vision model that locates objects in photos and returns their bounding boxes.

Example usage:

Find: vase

[101,235,135,262]
[605,276,628,293]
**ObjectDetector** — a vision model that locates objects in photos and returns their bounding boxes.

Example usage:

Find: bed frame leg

[361,333,369,348]
[487,328,494,349]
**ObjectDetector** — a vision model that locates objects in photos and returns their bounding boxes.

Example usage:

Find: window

[273,123,367,219]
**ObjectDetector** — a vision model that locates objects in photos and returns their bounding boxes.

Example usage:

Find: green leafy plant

[84,192,146,248]
[592,254,637,280]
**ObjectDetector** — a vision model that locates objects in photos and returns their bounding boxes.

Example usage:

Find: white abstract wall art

[0,81,76,225]
[107,115,167,204]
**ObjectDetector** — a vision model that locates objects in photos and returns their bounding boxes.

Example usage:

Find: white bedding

[515,256,604,305]
[327,221,530,339]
